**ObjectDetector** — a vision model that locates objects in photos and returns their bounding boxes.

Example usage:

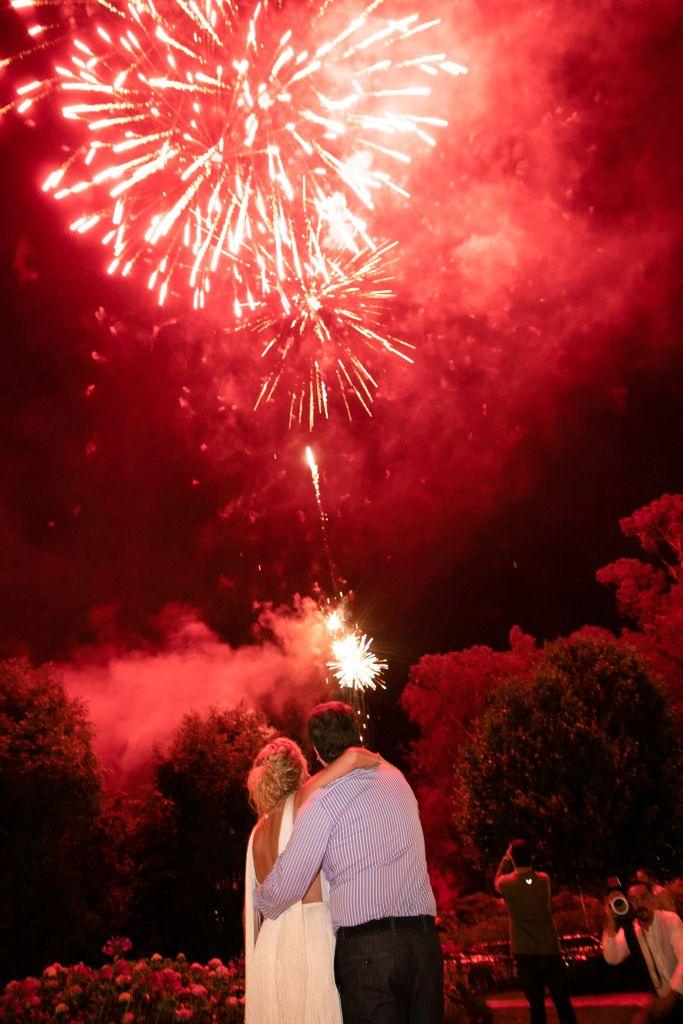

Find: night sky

[1,0,682,781]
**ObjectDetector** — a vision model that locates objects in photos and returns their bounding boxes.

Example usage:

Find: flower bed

[0,939,244,1023]
[1,935,492,1023]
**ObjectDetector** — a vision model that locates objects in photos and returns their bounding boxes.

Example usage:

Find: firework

[7,0,466,311]
[328,630,386,692]
[250,236,412,428]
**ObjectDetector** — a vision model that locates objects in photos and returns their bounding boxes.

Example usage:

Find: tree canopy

[0,659,104,981]
[455,633,683,886]
[129,704,273,960]
[597,493,683,708]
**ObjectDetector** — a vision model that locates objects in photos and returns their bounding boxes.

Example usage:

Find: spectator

[602,878,683,1024]
[495,840,576,1024]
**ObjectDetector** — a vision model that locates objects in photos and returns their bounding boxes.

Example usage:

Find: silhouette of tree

[0,659,104,981]
[129,704,273,960]
[455,633,683,886]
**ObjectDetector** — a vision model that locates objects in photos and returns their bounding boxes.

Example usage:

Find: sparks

[328,631,387,692]
[250,237,413,428]
[7,0,466,315]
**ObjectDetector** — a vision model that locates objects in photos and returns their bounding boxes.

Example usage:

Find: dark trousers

[334,915,444,1024]
[515,954,577,1024]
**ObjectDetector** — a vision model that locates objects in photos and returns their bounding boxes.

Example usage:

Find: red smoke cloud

[61,600,330,789]
[0,0,681,692]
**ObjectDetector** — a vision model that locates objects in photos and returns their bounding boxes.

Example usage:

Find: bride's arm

[296,747,381,811]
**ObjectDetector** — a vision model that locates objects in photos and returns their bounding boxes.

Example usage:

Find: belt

[337,915,435,939]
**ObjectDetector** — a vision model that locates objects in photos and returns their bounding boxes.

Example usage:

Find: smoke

[61,599,330,789]
[1,0,681,670]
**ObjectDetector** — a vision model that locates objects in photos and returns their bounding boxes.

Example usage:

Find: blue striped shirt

[254,761,436,932]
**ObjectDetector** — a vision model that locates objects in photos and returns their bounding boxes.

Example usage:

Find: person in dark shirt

[495,839,576,1024]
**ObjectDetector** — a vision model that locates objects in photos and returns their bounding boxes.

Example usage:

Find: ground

[489,992,649,1024]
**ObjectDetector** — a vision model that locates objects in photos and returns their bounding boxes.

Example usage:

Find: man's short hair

[627,877,653,894]
[307,701,360,763]
[510,839,532,868]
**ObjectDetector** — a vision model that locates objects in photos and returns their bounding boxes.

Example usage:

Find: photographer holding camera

[602,878,683,1023]
[495,839,576,1024]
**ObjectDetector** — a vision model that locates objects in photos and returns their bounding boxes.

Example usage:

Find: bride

[244,736,378,1023]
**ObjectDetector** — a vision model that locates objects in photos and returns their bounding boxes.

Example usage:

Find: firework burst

[328,630,386,692]
[7,0,466,313]
[249,236,412,427]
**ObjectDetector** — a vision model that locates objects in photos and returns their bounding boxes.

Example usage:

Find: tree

[455,632,683,887]
[401,627,539,905]
[597,493,683,709]
[0,659,104,981]
[129,704,273,961]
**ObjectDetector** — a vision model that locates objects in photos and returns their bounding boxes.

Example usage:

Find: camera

[605,876,632,919]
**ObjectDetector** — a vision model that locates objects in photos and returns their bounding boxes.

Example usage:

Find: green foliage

[0,659,104,981]
[129,705,273,961]
[455,633,683,885]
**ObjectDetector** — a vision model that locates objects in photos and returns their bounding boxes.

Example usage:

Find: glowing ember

[328,630,387,691]
[7,0,466,312]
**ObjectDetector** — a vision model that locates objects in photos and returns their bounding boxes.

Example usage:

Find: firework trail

[6,0,467,314]
[305,443,340,591]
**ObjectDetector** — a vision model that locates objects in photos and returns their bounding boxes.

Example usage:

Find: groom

[255,700,443,1023]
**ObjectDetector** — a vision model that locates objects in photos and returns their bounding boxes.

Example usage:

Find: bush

[0,944,244,1023]
[445,980,493,1024]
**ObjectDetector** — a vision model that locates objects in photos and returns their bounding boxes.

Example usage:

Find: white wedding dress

[244,793,343,1024]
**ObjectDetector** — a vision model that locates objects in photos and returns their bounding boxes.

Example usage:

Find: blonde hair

[247,737,310,817]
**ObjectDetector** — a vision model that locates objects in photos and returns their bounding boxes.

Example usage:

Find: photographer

[495,840,576,1024]
[602,878,683,1023]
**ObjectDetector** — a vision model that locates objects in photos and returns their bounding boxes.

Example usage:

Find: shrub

[0,944,244,1023]
[445,979,493,1024]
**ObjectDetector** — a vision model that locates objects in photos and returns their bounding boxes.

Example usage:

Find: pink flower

[116,972,132,986]
[175,1009,193,1022]
[189,983,207,998]
[43,965,59,978]
[207,958,223,969]
[102,936,132,958]
[151,953,163,963]
[55,1004,68,1014]
[118,991,133,1002]
[122,1015,135,1023]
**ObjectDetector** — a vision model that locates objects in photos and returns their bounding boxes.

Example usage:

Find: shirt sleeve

[495,872,516,895]
[254,796,335,919]
[602,928,629,965]
[666,913,683,994]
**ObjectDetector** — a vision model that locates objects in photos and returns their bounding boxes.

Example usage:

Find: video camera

[605,876,632,921]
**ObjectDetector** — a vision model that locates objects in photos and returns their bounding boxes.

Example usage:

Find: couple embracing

[244,701,443,1023]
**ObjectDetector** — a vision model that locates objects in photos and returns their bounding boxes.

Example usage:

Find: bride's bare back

[252,799,323,903]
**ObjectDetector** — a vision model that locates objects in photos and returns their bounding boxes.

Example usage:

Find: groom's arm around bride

[255,701,444,1024]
